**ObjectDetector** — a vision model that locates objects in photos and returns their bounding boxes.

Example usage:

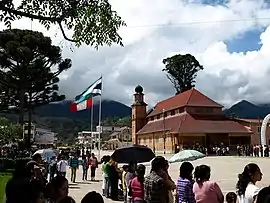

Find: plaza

[68,154,270,202]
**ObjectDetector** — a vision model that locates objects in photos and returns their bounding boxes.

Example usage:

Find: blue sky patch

[225,29,263,53]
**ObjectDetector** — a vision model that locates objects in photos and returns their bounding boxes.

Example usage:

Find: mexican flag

[70,77,102,112]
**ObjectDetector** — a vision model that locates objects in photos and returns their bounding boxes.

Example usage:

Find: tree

[0,117,22,145]
[162,54,203,94]
[0,29,71,147]
[0,0,126,48]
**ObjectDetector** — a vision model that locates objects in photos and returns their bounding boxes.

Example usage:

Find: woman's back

[130,177,144,201]
[193,180,223,203]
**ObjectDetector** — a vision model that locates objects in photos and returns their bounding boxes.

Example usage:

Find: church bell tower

[131,85,147,144]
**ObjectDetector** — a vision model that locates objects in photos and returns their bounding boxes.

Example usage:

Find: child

[226,192,237,203]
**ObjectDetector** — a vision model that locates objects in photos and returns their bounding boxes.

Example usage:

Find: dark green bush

[0,158,31,171]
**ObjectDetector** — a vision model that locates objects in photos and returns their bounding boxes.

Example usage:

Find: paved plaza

[68,154,270,202]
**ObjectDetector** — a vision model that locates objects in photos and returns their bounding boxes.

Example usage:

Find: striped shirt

[177,177,195,203]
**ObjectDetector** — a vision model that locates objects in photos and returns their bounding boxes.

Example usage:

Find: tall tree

[162,54,203,94]
[0,29,71,147]
[0,117,22,144]
[0,0,126,47]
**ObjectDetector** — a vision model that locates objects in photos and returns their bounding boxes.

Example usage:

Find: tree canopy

[0,0,126,48]
[0,29,71,125]
[0,117,22,145]
[162,54,203,94]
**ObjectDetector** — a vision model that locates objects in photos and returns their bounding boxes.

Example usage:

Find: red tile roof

[148,88,223,117]
[137,112,251,135]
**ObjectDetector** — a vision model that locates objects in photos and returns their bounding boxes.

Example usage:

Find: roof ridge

[186,88,194,105]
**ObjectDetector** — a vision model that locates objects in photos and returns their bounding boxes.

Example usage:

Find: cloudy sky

[2,0,270,108]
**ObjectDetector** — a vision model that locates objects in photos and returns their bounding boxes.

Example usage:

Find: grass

[0,172,12,202]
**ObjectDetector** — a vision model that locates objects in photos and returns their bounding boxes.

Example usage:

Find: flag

[70,76,102,112]
[69,98,93,112]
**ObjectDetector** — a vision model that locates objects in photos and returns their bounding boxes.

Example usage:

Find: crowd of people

[4,149,270,203]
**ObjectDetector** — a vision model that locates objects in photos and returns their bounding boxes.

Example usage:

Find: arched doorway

[260,114,270,145]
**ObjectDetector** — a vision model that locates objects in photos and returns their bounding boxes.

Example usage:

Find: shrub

[0,158,31,171]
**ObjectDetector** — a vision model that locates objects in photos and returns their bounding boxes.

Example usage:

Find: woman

[163,160,176,203]
[81,155,89,181]
[46,176,69,203]
[193,165,224,203]
[129,164,146,203]
[108,159,120,201]
[177,162,195,203]
[236,163,262,203]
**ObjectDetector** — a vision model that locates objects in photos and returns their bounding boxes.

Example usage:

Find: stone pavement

[68,153,270,202]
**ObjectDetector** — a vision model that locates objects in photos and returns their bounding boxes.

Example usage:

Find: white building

[34,128,56,145]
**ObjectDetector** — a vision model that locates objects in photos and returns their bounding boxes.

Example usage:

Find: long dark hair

[180,162,194,180]
[136,164,146,184]
[194,165,211,183]
[236,163,260,196]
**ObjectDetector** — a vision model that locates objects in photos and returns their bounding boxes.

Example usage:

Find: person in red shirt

[89,153,98,181]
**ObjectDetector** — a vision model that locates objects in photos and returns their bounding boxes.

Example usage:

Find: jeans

[71,167,77,182]
[104,177,110,197]
[90,166,96,178]
[82,168,88,180]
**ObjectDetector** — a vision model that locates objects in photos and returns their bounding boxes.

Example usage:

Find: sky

[2,0,270,108]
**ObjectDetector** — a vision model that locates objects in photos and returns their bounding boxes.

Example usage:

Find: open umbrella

[169,149,205,163]
[111,145,155,163]
[33,148,57,161]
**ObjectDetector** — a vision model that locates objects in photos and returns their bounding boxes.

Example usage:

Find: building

[34,128,57,145]
[236,119,270,145]
[131,85,252,153]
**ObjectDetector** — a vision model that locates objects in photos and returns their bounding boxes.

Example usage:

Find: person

[81,191,104,203]
[177,162,195,203]
[108,159,120,201]
[163,160,176,203]
[57,156,68,177]
[122,165,129,203]
[102,156,111,197]
[236,163,262,203]
[46,176,69,203]
[49,156,57,181]
[126,162,136,203]
[256,187,270,203]
[69,153,79,183]
[129,164,146,203]
[82,155,89,181]
[144,156,167,203]
[193,164,224,203]
[89,153,98,181]
[226,192,237,203]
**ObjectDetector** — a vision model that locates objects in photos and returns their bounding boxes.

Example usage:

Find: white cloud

[2,0,270,108]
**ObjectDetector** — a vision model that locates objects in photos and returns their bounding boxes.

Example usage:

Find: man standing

[69,153,79,183]
[89,153,98,181]
[144,156,167,203]
[57,156,68,177]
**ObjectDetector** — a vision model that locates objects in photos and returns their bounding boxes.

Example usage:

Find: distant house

[131,85,252,153]
[104,126,132,150]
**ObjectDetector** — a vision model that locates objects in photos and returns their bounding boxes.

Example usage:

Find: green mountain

[223,100,270,119]
[2,100,131,143]
[34,99,131,121]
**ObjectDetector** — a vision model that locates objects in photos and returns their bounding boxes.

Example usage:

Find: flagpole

[90,101,93,153]
[98,75,102,160]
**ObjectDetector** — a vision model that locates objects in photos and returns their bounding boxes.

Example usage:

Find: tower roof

[148,88,223,117]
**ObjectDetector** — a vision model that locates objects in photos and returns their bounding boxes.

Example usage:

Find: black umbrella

[111,144,155,163]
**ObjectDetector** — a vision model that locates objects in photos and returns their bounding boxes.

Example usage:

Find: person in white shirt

[57,156,68,177]
[236,163,262,203]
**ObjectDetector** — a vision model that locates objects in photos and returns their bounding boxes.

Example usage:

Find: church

[131,85,252,153]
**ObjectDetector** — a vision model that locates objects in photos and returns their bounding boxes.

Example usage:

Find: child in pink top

[192,165,224,203]
[129,164,146,203]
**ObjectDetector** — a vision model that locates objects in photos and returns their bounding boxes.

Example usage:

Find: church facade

[131,86,252,153]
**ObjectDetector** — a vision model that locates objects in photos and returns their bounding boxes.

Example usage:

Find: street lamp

[163,109,166,154]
